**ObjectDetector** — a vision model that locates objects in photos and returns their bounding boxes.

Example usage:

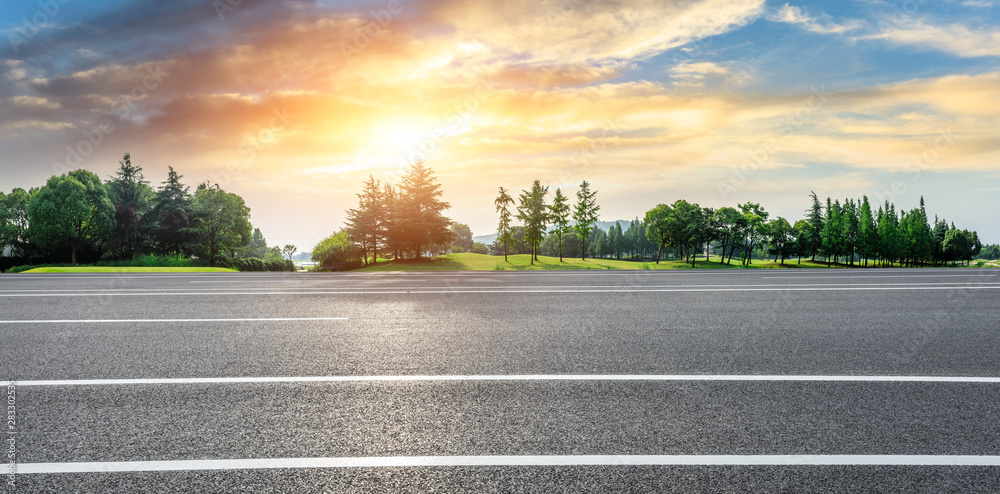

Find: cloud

[865,18,1000,57]
[668,61,750,88]
[767,4,862,35]
[427,0,766,65]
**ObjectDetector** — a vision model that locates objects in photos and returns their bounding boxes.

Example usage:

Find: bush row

[220,257,295,272]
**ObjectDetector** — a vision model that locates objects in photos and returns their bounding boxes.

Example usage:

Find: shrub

[312,231,363,271]
[221,257,294,272]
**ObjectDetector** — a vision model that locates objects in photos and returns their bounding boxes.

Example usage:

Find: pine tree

[494,186,515,262]
[573,180,600,260]
[548,188,572,262]
[396,160,452,258]
[516,180,549,264]
[807,191,824,261]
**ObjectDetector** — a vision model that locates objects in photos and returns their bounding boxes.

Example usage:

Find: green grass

[20,266,236,273]
[349,253,838,272]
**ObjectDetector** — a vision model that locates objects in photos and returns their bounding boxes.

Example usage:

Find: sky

[1,0,999,250]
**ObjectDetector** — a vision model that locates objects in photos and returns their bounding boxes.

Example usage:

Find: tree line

[491,181,986,267]
[0,153,295,271]
[311,160,453,270]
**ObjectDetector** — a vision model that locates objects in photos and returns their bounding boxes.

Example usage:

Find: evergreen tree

[572,180,600,260]
[106,153,154,259]
[548,188,572,262]
[396,160,452,258]
[807,191,825,261]
[820,198,842,266]
[150,166,192,257]
[858,196,876,266]
[516,180,549,263]
[494,186,515,262]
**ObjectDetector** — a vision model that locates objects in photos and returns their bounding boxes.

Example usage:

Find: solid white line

[15,455,1000,473]
[3,285,1000,297]
[0,317,349,324]
[14,374,1000,387]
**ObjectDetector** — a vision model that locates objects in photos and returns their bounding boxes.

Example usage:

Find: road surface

[3,268,1000,492]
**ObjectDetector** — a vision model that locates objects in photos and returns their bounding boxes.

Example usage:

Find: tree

[806,191,824,261]
[248,228,269,258]
[345,175,385,265]
[738,202,768,265]
[382,183,402,260]
[396,160,452,258]
[282,244,297,261]
[942,229,970,265]
[0,188,32,257]
[858,196,876,266]
[106,153,154,259]
[517,180,549,264]
[185,183,252,267]
[841,198,859,265]
[449,223,474,253]
[590,228,608,258]
[150,166,192,257]
[573,180,600,260]
[494,186,515,262]
[767,217,794,264]
[712,207,741,264]
[644,203,672,264]
[668,200,703,266]
[820,198,842,266]
[28,170,115,264]
[312,231,362,270]
[547,188,572,262]
[793,219,814,264]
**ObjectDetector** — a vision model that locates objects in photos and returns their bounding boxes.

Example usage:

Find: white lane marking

[3,285,1000,297]
[0,318,348,324]
[16,455,1000,473]
[765,274,997,279]
[15,374,1000,387]
[2,282,995,294]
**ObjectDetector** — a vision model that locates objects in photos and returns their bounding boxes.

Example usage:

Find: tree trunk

[71,244,78,265]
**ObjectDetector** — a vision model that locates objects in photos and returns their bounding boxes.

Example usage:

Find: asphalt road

[3,268,1000,492]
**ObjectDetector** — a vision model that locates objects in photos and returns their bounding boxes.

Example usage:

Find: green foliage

[395,160,452,258]
[346,175,387,264]
[149,166,192,257]
[450,223,474,253]
[184,183,252,267]
[312,230,363,271]
[28,169,116,264]
[248,228,270,258]
[105,153,155,260]
[0,188,32,257]
[221,257,294,272]
[766,217,794,264]
[517,180,549,263]
[495,186,515,261]
[572,180,600,260]
[547,188,572,261]
[644,203,672,263]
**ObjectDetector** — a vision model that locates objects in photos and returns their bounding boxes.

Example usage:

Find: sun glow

[375,121,422,152]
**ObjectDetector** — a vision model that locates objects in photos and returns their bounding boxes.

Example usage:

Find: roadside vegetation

[0,154,295,273]
[313,169,992,271]
[4,156,996,274]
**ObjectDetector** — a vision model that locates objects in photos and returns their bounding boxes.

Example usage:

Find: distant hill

[472,220,631,245]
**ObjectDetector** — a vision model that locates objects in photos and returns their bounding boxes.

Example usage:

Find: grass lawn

[20,267,237,273]
[350,253,841,272]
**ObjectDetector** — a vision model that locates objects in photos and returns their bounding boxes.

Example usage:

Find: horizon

[2,1,999,250]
